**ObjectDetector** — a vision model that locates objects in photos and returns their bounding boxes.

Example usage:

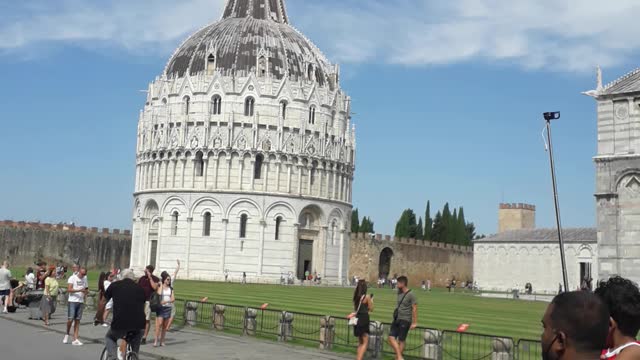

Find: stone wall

[0,220,131,269]
[348,233,473,287]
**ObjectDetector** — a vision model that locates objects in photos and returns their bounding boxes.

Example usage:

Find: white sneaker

[117,350,124,360]
[72,339,83,346]
[102,323,109,327]
[63,335,69,344]
[2,308,7,314]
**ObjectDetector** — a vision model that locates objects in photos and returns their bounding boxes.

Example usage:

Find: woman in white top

[154,273,174,347]
[101,272,116,326]
[25,268,35,290]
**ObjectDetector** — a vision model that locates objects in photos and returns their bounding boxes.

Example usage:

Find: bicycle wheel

[126,351,139,360]
[99,347,108,360]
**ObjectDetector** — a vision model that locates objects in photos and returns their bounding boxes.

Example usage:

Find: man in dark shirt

[138,265,159,344]
[104,269,146,360]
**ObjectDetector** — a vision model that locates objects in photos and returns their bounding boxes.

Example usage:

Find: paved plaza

[0,310,350,360]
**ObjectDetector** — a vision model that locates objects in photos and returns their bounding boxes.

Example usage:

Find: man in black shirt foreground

[104,269,146,360]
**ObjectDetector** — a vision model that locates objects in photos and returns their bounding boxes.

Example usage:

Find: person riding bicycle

[103,269,146,360]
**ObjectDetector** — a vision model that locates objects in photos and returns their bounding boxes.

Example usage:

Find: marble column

[220,219,229,273]
[185,217,193,278]
[258,220,266,276]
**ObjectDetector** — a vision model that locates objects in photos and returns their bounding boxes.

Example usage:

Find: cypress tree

[416,217,424,240]
[432,211,444,243]
[458,207,467,245]
[424,201,433,241]
[442,203,452,244]
[351,209,360,233]
[395,209,417,238]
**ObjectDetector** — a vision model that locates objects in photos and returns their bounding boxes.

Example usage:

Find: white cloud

[1,0,639,72]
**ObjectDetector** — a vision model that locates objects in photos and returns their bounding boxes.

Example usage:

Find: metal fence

[171,298,542,359]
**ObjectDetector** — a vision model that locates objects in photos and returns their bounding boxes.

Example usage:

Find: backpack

[149,291,161,312]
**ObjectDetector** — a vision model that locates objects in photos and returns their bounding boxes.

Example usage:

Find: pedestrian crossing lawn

[172,281,546,341]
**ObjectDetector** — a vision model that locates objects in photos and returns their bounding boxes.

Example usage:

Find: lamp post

[543,112,569,293]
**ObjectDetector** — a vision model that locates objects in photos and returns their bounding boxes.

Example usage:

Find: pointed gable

[601,68,640,95]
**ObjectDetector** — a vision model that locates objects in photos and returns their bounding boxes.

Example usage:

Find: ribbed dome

[164,0,333,86]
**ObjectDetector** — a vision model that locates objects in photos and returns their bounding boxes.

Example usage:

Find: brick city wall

[0,220,131,269]
[348,233,473,287]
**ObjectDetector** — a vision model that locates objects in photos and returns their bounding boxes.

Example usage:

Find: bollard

[213,305,226,330]
[367,321,384,359]
[492,337,514,360]
[245,308,258,336]
[319,316,335,350]
[185,301,199,327]
[423,329,442,360]
[279,311,294,342]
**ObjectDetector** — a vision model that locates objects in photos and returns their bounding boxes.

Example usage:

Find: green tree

[416,217,424,240]
[457,207,468,245]
[442,203,454,244]
[431,211,444,242]
[424,201,433,240]
[351,209,360,233]
[360,216,375,233]
[466,222,477,244]
[395,209,417,238]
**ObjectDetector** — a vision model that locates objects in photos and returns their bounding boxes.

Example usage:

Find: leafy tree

[457,207,468,245]
[466,223,477,244]
[360,216,375,233]
[351,209,360,233]
[424,201,433,241]
[442,203,455,244]
[395,209,418,238]
[416,217,424,240]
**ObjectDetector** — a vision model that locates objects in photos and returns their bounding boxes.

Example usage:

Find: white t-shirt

[67,274,88,303]
[25,273,35,289]
[0,268,11,291]
[104,280,111,292]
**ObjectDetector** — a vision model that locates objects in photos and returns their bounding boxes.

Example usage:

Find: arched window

[171,211,179,235]
[307,64,314,81]
[183,96,190,115]
[254,154,264,180]
[210,95,222,115]
[195,151,204,177]
[280,100,287,120]
[240,214,248,238]
[310,164,316,185]
[308,106,316,125]
[331,220,337,245]
[244,97,255,117]
[206,54,216,76]
[203,212,212,236]
[258,56,267,77]
[275,216,282,240]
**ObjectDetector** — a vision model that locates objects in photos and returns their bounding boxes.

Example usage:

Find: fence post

[367,321,383,359]
[424,329,442,360]
[245,308,258,336]
[213,304,225,330]
[279,311,294,342]
[185,301,199,327]
[492,337,514,360]
[320,316,335,350]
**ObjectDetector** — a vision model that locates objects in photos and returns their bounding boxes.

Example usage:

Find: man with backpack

[388,276,418,360]
[138,265,159,345]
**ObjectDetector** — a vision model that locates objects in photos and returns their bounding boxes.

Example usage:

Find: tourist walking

[104,269,146,360]
[541,291,609,360]
[64,267,88,346]
[594,276,640,359]
[154,272,174,347]
[352,280,374,360]
[0,261,12,313]
[41,266,59,326]
[35,261,47,290]
[388,276,418,360]
[103,271,116,325]
[138,265,159,345]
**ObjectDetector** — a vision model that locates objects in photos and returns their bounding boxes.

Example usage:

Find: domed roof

[164,0,333,86]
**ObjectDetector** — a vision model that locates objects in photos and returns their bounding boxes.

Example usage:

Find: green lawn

[171,280,546,341]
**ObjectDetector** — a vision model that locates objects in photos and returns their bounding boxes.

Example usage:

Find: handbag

[149,291,161,312]
[349,295,365,326]
[393,290,411,322]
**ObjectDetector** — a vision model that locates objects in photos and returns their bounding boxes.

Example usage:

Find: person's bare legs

[399,341,406,357]
[154,317,162,346]
[388,336,403,360]
[356,334,369,360]
[73,320,80,341]
[66,319,73,336]
[161,318,169,346]
[103,309,110,323]
[144,320,150,341]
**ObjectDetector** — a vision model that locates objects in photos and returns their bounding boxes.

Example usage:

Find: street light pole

[544,112,569,293]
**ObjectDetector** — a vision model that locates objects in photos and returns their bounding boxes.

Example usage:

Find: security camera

[543,112,561,121]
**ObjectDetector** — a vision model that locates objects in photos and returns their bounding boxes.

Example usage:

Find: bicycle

[99,330,139,360]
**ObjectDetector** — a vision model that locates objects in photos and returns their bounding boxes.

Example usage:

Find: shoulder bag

[348,295,365,326]
[393,290,411,322]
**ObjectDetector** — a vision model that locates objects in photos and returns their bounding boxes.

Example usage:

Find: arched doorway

[379,248,393,279]
[297,205,323,280]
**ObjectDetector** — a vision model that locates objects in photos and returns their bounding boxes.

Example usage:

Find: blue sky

[1,0,639,236]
